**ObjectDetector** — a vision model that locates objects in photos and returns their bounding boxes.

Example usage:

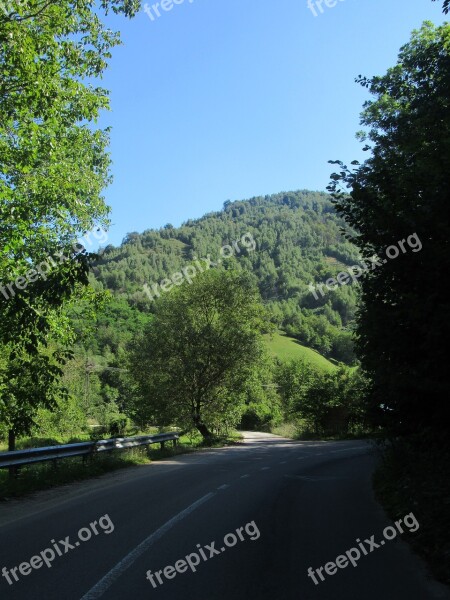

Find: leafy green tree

[328,22,450,434]
[275,359,318,420]
[0,0,143,348]
[275,359,368,435]
[127,269,271,440]
[0,345,72,449]
[0,0,141,445]
[239,357,282,432]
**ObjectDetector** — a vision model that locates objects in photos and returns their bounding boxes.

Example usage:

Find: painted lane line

[331,447,368,453]
[284,475,346,482]
[80,492,215,600]
[217,484,230,490]
[240,474,250,479]
[260,467,270,471]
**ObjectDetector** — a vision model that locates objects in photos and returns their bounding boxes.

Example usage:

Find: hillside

[265,333,336,372]
[90,190,359,364]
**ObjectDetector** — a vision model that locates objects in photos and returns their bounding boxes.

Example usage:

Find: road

[0,432,448,600]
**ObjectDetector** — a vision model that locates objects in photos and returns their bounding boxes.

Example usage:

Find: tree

[275,359,318,421]
[239,357,282,432]
[328,22,450,434]
[0,0,143,348]
[127,269,271,440]
[0,0,141,446]
[0,345,72,450]
[276,360,369,436]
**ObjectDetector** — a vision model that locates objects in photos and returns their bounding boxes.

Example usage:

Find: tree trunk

[8,429,16,452]
[8,429,17,480]
[193,415,213,441]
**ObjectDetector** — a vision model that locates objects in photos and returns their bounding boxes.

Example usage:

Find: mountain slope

[90,190,359,364]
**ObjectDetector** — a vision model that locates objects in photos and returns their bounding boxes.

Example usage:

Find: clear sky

[99,0,445,246]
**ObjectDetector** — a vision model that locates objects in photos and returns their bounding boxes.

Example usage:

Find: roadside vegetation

[328,16,450,587]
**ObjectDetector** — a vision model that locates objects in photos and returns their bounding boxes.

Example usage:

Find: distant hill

[89,190,359,364]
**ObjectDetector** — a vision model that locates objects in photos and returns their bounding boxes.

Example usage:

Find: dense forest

[89,190,360,357]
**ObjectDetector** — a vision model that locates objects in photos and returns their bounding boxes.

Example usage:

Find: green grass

[265,332,336,371]
[271,421,376,441]
[270,423,298,438]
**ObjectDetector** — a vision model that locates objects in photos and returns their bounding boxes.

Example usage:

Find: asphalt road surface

[1,432,449,600]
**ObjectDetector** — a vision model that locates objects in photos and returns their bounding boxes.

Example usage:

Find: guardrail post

[83,441,96,466]
[160,441,165,451]
[8,465,19,480]
[172,438,178,448]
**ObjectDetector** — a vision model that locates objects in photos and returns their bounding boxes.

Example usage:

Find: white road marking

[240,474,250,479]
[330,447,368,453]
[260,467,270,471]
[217,484,230,490]
[80,492,215,600]
[284,475,344,482]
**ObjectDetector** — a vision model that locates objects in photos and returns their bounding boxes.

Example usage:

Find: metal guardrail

[0,432,179,470]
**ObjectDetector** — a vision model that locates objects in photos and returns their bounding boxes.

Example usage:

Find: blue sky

[99,0,445,246]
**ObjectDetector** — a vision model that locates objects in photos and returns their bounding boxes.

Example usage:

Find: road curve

[0,432,448,600]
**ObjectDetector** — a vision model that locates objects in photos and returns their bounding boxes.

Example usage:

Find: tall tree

[0,0,142,346]
[0,0,141,447]
[127,269,271,440]
[328,22,450,434]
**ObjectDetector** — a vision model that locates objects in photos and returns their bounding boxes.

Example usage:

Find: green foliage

[31,396,87,440]
[275,360,369,436]
[328,22,450,435]
[54,192,361,437]
[0,343,72,441]
[0,0,140,442]
[239,357,283,432]
[127,269,271,439]
[275,359,319,420]
[92,190,359,363]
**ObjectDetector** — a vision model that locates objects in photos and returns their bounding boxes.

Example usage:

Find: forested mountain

[89,190,360,363]
[56,189,361,433]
